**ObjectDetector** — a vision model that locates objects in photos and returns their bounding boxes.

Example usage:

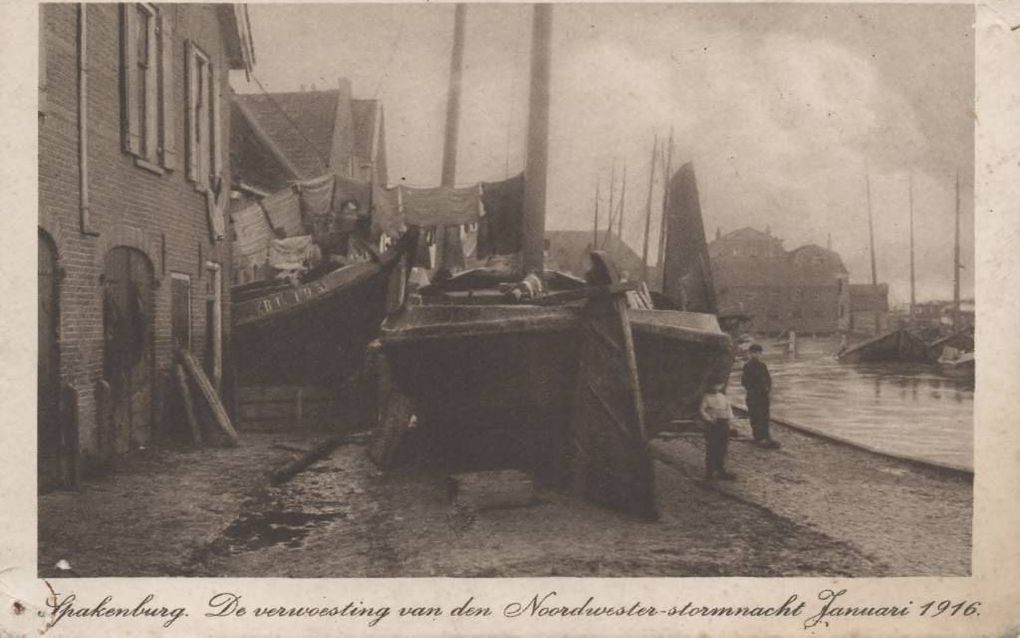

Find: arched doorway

[38,230,62,491]
[102,247,154,455]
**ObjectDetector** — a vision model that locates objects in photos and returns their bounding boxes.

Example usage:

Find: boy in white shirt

[699,382,736,481]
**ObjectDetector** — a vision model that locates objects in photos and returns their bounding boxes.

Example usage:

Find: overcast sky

[234,2,975,303]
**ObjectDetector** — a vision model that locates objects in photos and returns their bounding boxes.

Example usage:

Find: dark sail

[661,162,718,314]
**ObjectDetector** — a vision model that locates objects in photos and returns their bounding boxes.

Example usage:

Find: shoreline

[730,403,973,478]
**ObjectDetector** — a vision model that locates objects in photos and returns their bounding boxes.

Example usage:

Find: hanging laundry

[413,227,433,269]
[333,175,372,216]
[297,174,335,237]
[461,223,478,263]
[401,184,482,227]
[230,202,273,271]
[260,187,303,238]
[269,235,321,273]
[372,184,404,238]
[205,185,227,242]
[478,173,525,257]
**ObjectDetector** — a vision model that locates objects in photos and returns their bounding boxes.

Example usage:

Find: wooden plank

[368,344,416,469]
[178,349,239,446]
[174,363,203,446]
[568,251,657,520]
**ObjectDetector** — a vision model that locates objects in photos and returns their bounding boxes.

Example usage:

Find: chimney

[310,83,317,91]
[299,84,306,92]
[715,227,721,240]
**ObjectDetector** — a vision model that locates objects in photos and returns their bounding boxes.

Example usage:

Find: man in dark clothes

[742,344,780,448]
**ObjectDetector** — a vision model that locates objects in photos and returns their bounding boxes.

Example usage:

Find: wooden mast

[592,176,600,248]
[866,170,877,286]
[909,170,916,318]
[436,3,467,272]
[656,128,674,290]
[603,162,616,248]
[521,3,553,276]
[616,164,627,256]
[640,135,658,283]
[953,169,961,331]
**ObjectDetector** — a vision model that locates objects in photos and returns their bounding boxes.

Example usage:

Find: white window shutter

[159,12,176,169]
[185,39,198,181]
[121,4,140,155]
[211,63,222,179]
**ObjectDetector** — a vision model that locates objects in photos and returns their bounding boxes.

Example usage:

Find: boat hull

[231,232,416,387]
[379,304,581,483]
[629,309,735,434]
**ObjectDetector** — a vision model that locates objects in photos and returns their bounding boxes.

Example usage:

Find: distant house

[848,284,890,335]
[708,227,851,334]
[38,3,254,489]
[228,81,388,282]
[544,230,658,283]
[230,79,388,198]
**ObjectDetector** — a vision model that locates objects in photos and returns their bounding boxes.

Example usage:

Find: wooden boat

[837,328,930,364]
[231,229,418,387]
[370,6,730,520]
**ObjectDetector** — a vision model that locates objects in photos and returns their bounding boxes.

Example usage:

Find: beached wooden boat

[231,229,417,387]
[837,328,930,364]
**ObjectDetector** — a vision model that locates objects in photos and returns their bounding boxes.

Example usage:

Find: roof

[216,5,255,72]
[234,91,337,178]
[232,89,384,189]
[717,226,782,243]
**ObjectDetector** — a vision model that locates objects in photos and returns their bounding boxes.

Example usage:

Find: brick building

[708,227,851,334]
[848,283,890,335]
[38,4,254,490]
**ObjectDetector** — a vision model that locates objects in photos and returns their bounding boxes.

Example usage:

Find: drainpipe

[78,4,95,235]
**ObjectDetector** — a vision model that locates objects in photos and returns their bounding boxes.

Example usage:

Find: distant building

[228,81,388,282]
[848,284,890,335]
[230,79,388,197]
[708,227,851,334]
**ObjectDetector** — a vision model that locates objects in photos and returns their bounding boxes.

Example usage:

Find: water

[729,336,974,471]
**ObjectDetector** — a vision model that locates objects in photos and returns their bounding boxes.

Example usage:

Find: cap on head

[749,344,763,353]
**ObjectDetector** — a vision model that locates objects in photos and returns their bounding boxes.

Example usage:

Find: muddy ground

[38,414,971,578]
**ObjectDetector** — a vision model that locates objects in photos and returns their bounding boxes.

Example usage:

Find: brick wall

[39,4,236,478]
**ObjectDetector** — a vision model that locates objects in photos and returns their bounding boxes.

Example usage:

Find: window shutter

[211,63,222,179]
[185,39,198,181]
[121,4,140,155]
[39,5,47,115]
[159,13,176,169]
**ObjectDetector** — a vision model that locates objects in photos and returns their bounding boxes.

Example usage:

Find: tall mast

[866,170,877,286]
[909,171,916,318]
[953,169,961,331]
[436,3,467,271]
[641,135,658,282]
[656,128,674,290]
[617,164,628,251]
[592,176,600,248]
[521,3,553,276]
[604,162,616,248]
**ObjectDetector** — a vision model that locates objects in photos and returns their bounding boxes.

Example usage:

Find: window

[186,41,222,191]
[121,4,176,171]
[170,273,191,351]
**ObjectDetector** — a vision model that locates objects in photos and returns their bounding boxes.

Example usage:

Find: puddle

[220,510,347,552]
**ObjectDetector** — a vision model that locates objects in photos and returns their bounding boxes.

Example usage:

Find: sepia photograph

[34,1,978,583]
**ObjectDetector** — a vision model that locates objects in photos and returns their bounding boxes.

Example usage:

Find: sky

[234,2,976,303]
